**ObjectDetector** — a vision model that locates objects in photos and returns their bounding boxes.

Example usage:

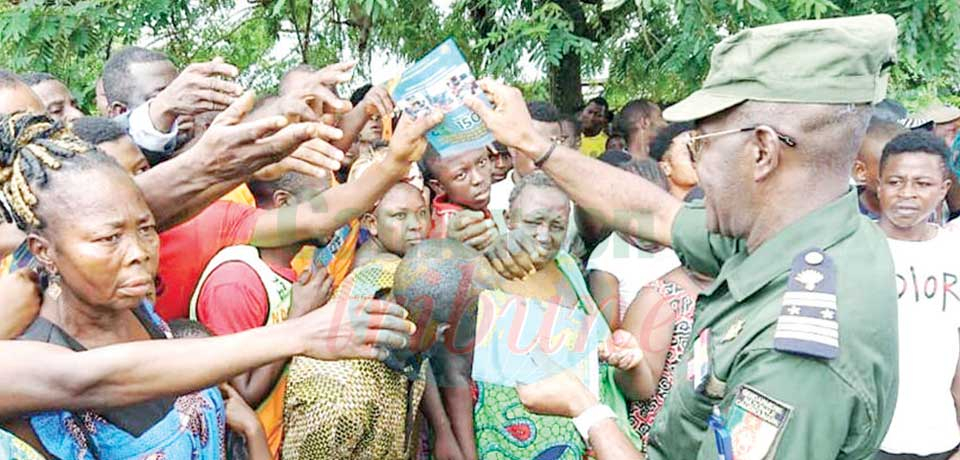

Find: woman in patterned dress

[609,265,712,450]
[283,182,435,460]
[0,113,226,459]
[472,172,642,459]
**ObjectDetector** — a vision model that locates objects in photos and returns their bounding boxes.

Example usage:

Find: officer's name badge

[727,385,792,460]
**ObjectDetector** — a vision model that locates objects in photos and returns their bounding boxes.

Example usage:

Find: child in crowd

[281,181,451,460]
[419,144,497,251]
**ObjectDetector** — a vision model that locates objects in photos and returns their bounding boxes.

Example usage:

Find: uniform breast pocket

[674,327,725,425]
[676,375,723,422]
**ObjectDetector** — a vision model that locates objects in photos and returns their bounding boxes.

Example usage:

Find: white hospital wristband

[572,404,616,444]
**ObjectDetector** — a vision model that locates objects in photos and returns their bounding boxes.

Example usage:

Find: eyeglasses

[686,126,797,162]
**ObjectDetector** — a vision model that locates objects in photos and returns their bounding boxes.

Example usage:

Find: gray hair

[508,170,570,208]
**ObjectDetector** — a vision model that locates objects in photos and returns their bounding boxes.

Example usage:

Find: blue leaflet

[390,38,495,158]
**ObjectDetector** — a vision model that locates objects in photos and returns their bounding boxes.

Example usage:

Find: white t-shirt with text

[881,228,960,455]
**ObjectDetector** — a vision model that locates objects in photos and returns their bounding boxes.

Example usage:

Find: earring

[46,271,62,300]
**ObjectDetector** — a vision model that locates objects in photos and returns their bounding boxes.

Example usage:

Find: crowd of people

[0,11,959,460]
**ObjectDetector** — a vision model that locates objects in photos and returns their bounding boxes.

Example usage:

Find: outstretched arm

[250,112,443,247]
[464,80,680,247]
[517,371,643,460]
[0,297,415,418]
[139,92,343,231]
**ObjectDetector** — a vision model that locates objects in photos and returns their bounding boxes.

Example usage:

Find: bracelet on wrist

[533,142,557,168]
[572,404,616,445]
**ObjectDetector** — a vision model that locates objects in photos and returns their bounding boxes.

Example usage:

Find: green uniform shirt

[647,189,898,460]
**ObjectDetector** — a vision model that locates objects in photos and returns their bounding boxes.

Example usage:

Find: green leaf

[602,0,627,12]
[5,10,31,40]
[271,0,286,18]
[745,0,768,12]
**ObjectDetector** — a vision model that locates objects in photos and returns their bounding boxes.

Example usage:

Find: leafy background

[1,0,957,115]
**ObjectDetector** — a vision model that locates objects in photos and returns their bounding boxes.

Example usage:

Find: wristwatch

[572,404,617,444]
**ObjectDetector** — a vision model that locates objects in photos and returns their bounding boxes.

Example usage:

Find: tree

[448,0,960,111]
[0,0,957,115]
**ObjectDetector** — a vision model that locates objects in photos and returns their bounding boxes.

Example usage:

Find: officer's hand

[599,330,645,371]
[463,79,552,161]
[516,369,598,419]
[448,210,497,251]
[483,229,550,280]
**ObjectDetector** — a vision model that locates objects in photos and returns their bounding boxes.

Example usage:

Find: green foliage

[591,0,960,109]
[0,0,956,115]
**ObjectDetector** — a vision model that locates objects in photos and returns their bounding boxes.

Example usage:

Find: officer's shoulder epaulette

[772,248,838,360]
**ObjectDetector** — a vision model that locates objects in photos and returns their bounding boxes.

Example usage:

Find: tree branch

[550,0,596,41]
[287,0,306,63]
[469,3,502,55]
[302,0,313,63]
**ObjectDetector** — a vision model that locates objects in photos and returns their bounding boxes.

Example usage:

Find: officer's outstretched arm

[516,371,644,460]
[693,349,873,460]
[464,80,681,248]
[588,419,645,460]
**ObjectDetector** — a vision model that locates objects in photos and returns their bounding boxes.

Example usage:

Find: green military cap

[664,14,899,122]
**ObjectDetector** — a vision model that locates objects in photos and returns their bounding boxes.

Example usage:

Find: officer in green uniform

[467,14,900,460]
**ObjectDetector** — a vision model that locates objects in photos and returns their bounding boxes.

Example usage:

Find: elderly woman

[0,264,415,460]
[473,171,641,459]
[0,112,226,458]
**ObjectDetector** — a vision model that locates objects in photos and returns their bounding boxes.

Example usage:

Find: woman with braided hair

[0,112,227,459]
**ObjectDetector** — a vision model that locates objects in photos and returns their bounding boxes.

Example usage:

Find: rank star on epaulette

[774,249,839,360]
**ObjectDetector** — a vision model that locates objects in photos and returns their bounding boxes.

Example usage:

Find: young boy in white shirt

[876,130,960,460]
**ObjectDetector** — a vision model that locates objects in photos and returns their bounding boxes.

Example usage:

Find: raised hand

[386,111,444,168]
[150,57,244,130]
[289,266,335,320]
[251,138,344,181]
[447,210,497,251]
[359,85,395,121]
[282,61,356,116]
[193,91,344,179]
[291,297,416,361]
[483,229,550,280]
[463,79,551,160]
